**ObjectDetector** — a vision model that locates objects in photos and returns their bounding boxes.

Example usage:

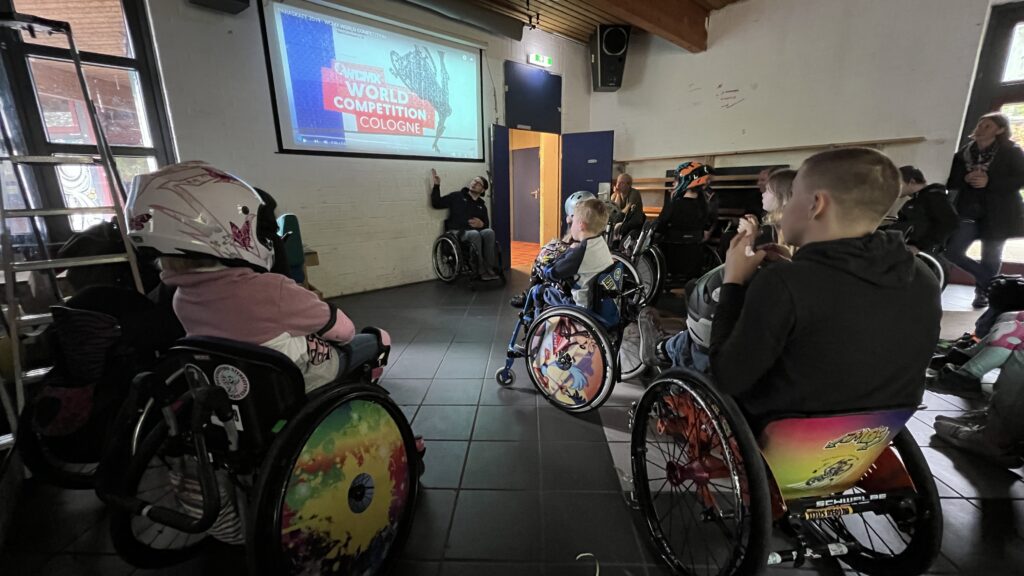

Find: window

[0,0,172,238]
[960,3,1024,268]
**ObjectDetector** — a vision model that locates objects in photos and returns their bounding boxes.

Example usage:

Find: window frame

[960,3,1024,144]
[0,0,174,243]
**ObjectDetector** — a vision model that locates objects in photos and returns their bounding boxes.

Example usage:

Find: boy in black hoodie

[712,148,942,424]
[893,166,959,255]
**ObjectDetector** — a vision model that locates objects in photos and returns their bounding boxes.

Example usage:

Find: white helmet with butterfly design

[126,161,275,271]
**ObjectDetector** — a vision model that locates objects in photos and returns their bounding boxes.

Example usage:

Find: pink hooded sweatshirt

[162,267,355,390]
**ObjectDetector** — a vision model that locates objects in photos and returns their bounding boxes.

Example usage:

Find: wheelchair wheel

[637,249,663,306]
[524,306,617,413]
[495,367,516,387]
[915,252,948,292]
[702,244,723,274]
[109,418,222,568]
[631,370,771,576]
[432,235,460,283]
[800,429,942,576]
[247,385,419,576]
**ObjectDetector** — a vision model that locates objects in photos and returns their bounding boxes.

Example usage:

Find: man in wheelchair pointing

[430,168,501,280]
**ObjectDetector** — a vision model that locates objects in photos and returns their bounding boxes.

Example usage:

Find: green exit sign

[528,53,553,68]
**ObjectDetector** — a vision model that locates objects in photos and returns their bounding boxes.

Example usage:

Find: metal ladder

[0,13,144,450]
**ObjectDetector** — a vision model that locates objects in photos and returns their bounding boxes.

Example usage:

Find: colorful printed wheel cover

[278,398,412,575]
[527,311,613,410]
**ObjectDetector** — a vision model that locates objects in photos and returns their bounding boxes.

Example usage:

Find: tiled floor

[1,276,1023,575]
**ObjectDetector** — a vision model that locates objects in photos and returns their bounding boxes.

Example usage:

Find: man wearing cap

[430,168,499,280]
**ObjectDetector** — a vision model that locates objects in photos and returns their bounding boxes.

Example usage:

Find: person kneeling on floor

[927,309,1024,467]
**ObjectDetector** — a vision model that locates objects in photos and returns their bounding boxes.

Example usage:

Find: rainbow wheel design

[248,386,419,576]
[525,306,616,413]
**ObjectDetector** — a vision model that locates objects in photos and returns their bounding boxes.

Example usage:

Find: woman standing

[946,113,1024,308]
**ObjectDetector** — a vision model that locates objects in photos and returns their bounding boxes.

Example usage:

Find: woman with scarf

[947,112,1024,308]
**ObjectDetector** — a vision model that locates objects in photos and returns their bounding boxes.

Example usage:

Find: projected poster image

[269,3,483,160]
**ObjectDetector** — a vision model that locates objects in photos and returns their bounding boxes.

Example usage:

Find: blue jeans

[945,220,1005,292]
[460,228,498,274]
[664,330,711,373]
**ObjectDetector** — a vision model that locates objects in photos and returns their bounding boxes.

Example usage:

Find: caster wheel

[495,368,515,387]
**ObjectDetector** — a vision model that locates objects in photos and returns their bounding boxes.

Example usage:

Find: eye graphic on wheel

[348,472,375,513]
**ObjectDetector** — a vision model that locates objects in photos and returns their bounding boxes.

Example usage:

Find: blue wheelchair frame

[494,262,642,413]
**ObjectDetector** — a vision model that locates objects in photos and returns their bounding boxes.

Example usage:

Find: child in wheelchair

[124,161,395,544]
[639,169,797,374]
[539,197,615,312]
[508,191,595,309]
[127,161,383,393]
[709,148,941,423]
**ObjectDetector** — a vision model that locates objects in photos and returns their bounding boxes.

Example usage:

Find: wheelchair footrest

[768,542,856,567]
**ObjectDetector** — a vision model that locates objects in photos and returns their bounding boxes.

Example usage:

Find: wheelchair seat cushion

[758,408,915,500]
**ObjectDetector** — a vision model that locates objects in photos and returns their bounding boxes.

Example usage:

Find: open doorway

[509,128,560,269]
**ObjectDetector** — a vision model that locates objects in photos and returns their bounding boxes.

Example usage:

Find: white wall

[590,0,992,183]
[145,0,590,296]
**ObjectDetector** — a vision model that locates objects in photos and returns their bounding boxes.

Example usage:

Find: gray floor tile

[446,490,542,561]
[421,441,469,489]
[388,353,445,379]
[435,356,489,378]
[938,497,1024,573]
[923,446,1024,498]
[547,564,648,576]
[36,553,135,576]
[600,405,633,443]
[424,379,484,405]
[603,382,646,407]
[390,560,441,576]
[462,441,540,490]
[413,405,477,440]
[479,381,538,406]
[441,562,543,576]
[473,405,539,441]
[541,492,645,563]
[400,489,457,560]
[539,406,608,442]
[541,442,620,491]
[382,378,431,405]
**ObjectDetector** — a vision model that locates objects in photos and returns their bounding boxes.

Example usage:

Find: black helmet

[686,264,725,349]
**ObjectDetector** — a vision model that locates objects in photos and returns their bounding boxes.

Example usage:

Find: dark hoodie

[710,231,941,424]
[895,183,959,253]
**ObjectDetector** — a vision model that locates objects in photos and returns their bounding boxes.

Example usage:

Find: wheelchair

[493,260,647,412]
[628,222,722,307]
[431,222,506,287]
[95,330,420,575]
[629,369,942,575]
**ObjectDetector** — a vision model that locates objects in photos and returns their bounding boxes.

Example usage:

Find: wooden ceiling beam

[558,0,622,24]
[582,0,710,52]
[532,0,605,30]
[504,0,597,39]
[487,0,594,41]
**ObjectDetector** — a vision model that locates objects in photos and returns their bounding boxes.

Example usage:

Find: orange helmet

[674,161,712,195]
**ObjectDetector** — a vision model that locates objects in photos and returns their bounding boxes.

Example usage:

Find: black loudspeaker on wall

[189,0,250,14]
[590,25,631,92]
